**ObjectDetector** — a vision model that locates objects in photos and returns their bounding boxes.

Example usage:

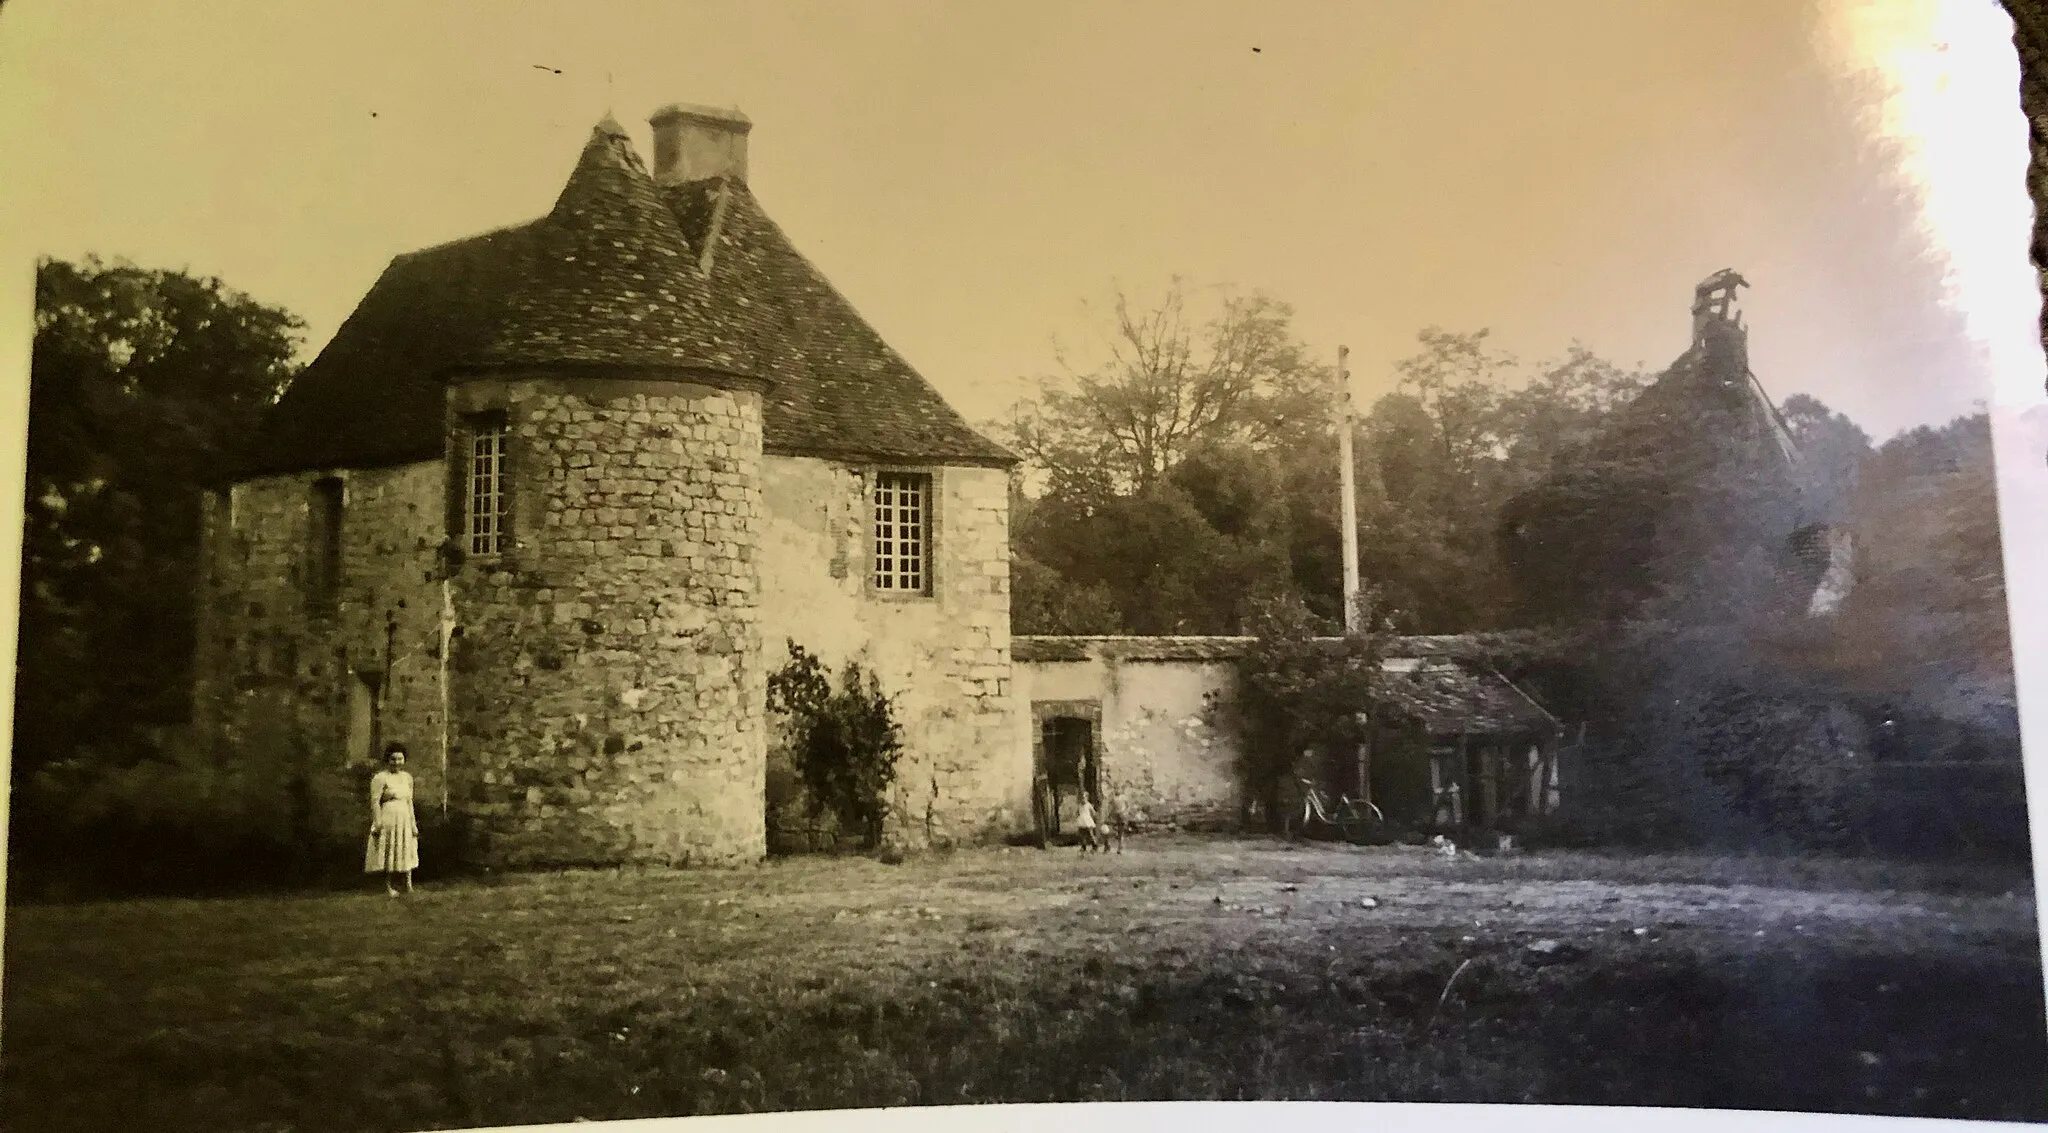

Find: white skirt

[364,801,420,873]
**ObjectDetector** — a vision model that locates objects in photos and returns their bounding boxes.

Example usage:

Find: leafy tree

[1002,282,1329,634]
[1360,331,1649,631]
[17,257,302,784]
[1010,547,1121,636]
[1493,344,1649,480]
[1807,413,2011,697]
[1013,480,1289,634]
[1228,593,1380,832]
[1002,280,1330,502]
[1003,291,1656,637]
[766,641,905,850]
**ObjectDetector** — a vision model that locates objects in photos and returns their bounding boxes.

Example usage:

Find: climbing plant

[1230,593,1381,832]
[766,640,904,850]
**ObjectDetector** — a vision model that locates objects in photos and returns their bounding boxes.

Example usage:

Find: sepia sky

[0,0,2004,442]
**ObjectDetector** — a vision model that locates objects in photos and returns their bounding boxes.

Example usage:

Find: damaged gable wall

[193,463,450,848]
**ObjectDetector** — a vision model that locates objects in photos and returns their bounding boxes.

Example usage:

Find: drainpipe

[439,576,454,817]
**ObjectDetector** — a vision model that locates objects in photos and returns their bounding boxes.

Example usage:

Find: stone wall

[193,462,450,848]
[196,378,1017,867]
[445,375,767,868]
[1014,651,1241,829]
[757,456,1026,847]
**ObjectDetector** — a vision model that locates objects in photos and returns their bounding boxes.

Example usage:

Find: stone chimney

[648,103,752,184]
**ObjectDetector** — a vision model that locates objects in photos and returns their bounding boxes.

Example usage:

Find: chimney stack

[648,103,752,184]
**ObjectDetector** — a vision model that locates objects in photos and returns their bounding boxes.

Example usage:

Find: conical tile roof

[459,121,732,372]
[239,115,1012,476]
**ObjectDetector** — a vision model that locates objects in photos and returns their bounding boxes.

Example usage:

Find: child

[1075,794,1099,851]
[1097,789,1125,853]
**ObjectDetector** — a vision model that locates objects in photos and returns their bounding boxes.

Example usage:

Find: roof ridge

[241,117,1019,476]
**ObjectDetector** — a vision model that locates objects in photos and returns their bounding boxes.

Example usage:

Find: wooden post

[1456,728,1470,827]
[1358,725,1373,807]
[1428,748,1442,824]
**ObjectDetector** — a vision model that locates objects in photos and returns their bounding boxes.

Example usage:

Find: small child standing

[1075,795,1099,851]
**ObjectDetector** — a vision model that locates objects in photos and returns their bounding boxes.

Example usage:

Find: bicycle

[1296,778,1386,844]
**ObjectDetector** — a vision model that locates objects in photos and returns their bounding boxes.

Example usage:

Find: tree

[1780,392,1871,526]
[1003,280,1331,502]
[17,258,303,785]
[1003,295,1658,636]
[1011,476,1290,635]
[1228,593,1380,832]
[1002,281,1330,634]
[1493,344,1649,482]
[1359,331,1648,632]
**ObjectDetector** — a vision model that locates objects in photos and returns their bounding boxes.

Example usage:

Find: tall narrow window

[307,477,343,614]
[873,471,931,594]
[466,416,508,556]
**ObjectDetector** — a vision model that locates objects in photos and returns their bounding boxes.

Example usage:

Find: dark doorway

[1043,716,1096,828]
[1029,699,1103,847]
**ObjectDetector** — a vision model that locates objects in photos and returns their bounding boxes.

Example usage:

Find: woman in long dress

[365,742,420,896]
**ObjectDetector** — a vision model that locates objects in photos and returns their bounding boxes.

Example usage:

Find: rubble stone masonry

[445,375,768,867]
[193,462,449,847]
[757,457,1027,846]
[193,375,1024,868]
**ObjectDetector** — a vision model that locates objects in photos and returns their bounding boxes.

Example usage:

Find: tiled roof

[237,223,538,475]
[461,118,739,373]
[665,179,1019,466]
[1374,658,1559,737]
[239,117,1013,477]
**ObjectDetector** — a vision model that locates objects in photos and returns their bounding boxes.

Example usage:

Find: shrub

[8,697,346,899]
[766,641,905,851]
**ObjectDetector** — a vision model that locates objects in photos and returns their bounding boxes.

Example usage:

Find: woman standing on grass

[365,742,419,896]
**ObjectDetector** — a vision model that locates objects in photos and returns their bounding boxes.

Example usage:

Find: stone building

[194,105,1025,867]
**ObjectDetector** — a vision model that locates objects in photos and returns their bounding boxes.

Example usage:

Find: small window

[873,471,931,595]
[466,416,509,556]
[307,478,343,613]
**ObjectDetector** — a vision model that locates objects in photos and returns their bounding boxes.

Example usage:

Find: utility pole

[1336,345,1361,635]
[1337,346,1372,811]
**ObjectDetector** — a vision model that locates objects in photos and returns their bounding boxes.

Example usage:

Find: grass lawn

[3,836,2043,1132]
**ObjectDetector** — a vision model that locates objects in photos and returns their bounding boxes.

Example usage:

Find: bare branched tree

[1003,279,1329,501]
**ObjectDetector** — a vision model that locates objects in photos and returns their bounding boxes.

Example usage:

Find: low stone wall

[1013,643,1242,831]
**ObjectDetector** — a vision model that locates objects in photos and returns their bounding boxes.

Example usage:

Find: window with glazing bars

[466,418,508,555]
[872,471,930,593]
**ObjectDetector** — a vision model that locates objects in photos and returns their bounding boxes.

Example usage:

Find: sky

[0,0,2023,442]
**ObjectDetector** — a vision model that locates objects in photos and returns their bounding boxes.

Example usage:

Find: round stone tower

[436,117,771,867]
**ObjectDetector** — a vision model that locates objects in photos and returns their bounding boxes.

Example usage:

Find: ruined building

[193,107,1026,867]
[1499,270,1853,623]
